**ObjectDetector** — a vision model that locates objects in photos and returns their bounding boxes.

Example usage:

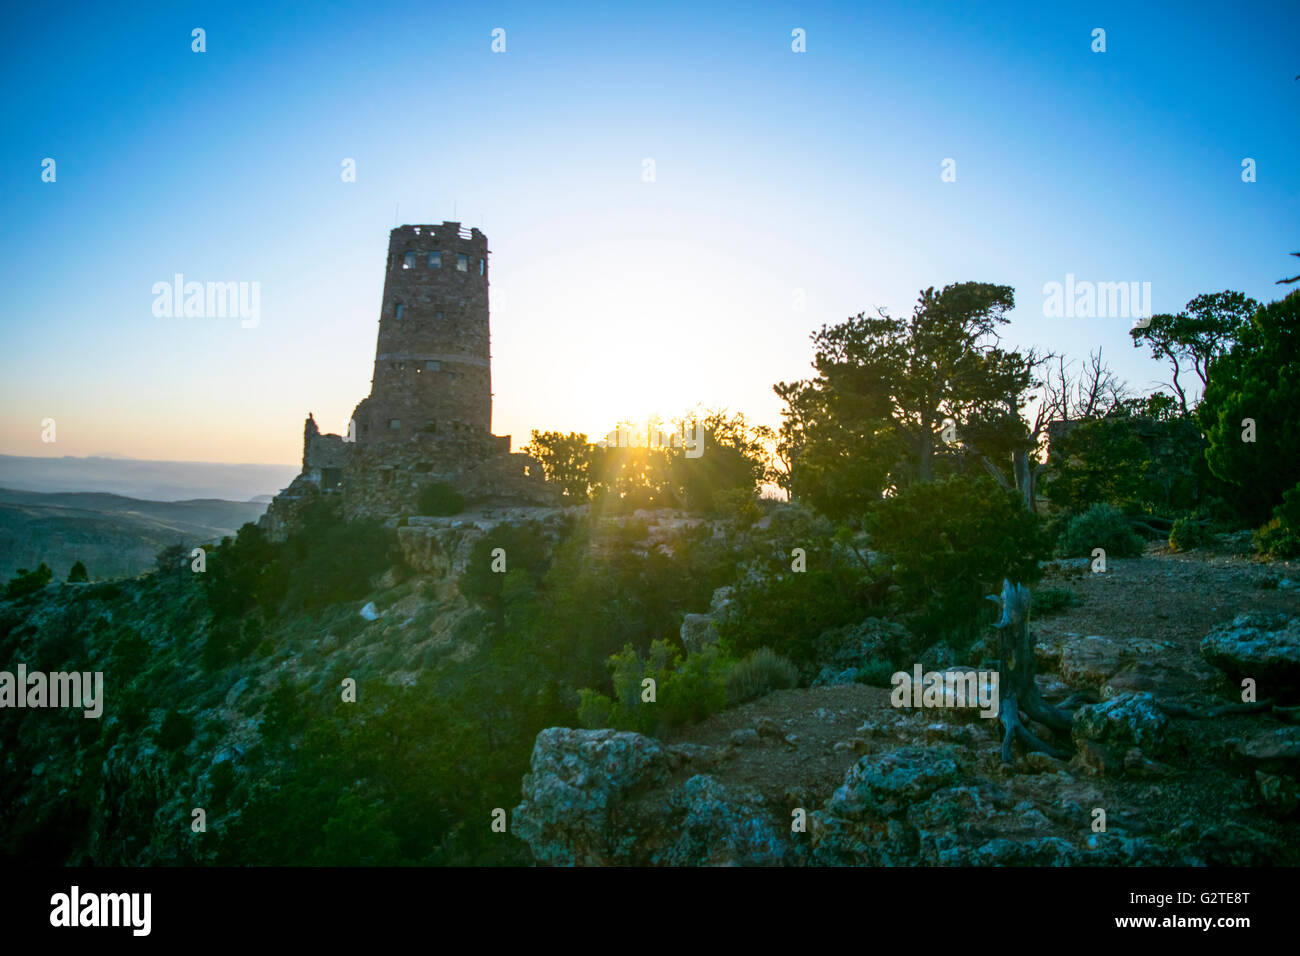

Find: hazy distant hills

[0,454,298,502]
[0,487,272,581]
[0,454,297,581]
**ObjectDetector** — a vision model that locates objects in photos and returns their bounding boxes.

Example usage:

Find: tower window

[425,360,440,371]
[429,251,441,268]
[388,419,401,430]
[395,303,405,318]
[479,258,485,276]
[457,253,468,272]
[435,311,443,320]
[403,251,415,269]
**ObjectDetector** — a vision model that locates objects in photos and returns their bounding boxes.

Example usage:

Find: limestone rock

[679,613,720,655]
[1255,771,1299,816]
[822,745,962,821]
[1202,613,1300,701]
[511,728,669,866]
[1071,692,1170,757]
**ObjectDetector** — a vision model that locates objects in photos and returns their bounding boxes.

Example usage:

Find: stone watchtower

[259,222,555,536]
[351,223,493,442]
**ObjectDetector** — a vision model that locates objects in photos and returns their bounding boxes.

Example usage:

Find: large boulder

[813,617,918,676]
[1057,635,1169,691]
[1202,613,1300,702]
[650,775,787,866]
[512,728,789,865]
[679,613,720,655]
[1071,692,1170,758]
[678,586,735,655]
[820,745,962,822]
[512,728,669,865]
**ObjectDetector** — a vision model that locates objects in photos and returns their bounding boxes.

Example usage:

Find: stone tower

[259,222,556,537]
[351,223,492,443]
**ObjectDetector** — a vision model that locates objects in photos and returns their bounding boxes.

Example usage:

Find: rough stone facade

[261,223,554,537]
[353,222,492,442]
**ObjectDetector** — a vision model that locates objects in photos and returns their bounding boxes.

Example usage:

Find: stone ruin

[261,222,554,538]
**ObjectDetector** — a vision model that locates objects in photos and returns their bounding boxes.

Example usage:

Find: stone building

[261,223,553,536]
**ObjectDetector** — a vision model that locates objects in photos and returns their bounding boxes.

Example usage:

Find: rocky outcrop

[1202,613,1300,701]
[1071,692,1170,757]
[1226,726,1300,817]
[811,617,918,678]
[511,728,787,865]
[1056,634,1172,692]
[512,728,671,866]
[679,586,735,655]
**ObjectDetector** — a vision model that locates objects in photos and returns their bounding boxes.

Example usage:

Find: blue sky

[1,0,1296,464]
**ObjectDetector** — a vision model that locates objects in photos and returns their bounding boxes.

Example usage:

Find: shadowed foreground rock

[512,727,786,865]
[1202,613,1300,701]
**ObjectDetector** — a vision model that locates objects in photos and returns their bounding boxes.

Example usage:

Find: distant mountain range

[0,487,273,582]
[0,454,298,502]
[0,455,299,582]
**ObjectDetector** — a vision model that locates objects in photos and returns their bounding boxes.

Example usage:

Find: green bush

[1254,482,1300,558]
[459,521,555,616]
[725,647,798,704]
[201,620,240,671]
[280,505,397,613]
[416,483,465,517]
[1057,504,1144,558]
[856,656,896,687]
[1199,291,1300,524]
[718,563,871,671]
[156,710,195,750]
[5,563,53,600]
[209,760,237,807]
[66,561,89,583]
[865,476,1044,639]
[1031,586,1078,616]
[578,640,729,735]
[1169,516,1213,552]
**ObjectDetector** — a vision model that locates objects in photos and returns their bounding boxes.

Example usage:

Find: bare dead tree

[989,579,1073,762]
[960,347,1129,513]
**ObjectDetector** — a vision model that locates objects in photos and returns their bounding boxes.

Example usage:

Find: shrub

[201,620,240,671]
[1057,503,1144,558]
[718,563,871,671]
[1031,586,1078,616]
[154,543,188,575]
[856,656,896,687]
[865,476,1044,640]
[1199,290,1300,524]
[725,647,798,704]
[156,710,195,750]
[5,563,53,600]
[209,760,237,807]
[1254,482,1300,558]
[416,483,465,517]
[281,509,396,613]
[459,521,555,616]
[578,641,729,735]
[67,561,89,583]
[1169,516,1213,552]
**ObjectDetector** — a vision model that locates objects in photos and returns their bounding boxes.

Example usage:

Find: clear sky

[2,0,1296,465]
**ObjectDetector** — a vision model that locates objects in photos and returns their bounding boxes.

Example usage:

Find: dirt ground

[660,535,1300,859]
